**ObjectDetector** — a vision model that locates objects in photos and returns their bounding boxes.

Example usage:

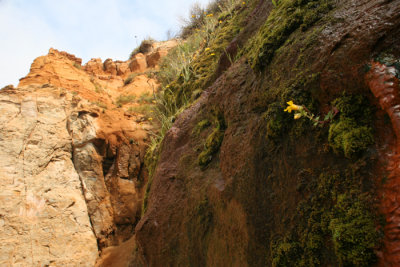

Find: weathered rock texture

[105,0,400,266]
[0,40,176,266]
[0,86,98,266]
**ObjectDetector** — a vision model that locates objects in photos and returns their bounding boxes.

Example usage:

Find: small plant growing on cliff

[284,100,337,126]
[73,62,82,69]
[116,94,136,106]
[124,73,139,85]
[129,38,155,59]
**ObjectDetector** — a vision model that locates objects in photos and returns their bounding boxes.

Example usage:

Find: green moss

[193,119,211,136]
[246,0,333,71]
[329,119,373,158]
[198,111,226,167]
[329,194,379,266]
[271,171,380,266]
[328,94,374,158]
[264,102,289,141]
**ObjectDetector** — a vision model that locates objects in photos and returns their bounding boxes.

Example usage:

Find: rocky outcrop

[118,0,400,266]
[0,39,177,266]
[0,85,98,266]
[0,83,152,266]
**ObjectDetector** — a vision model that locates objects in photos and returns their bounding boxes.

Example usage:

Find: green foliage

[130,38,155,59]
[247,0,333,71]
[116,94,136,106]
[329,194,379,266]
[138,92,155,103]
[329,94,374,158]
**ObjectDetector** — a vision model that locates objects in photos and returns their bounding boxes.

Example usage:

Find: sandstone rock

[0,86,98,267]
[104,59,117,76]
[84,58,105,76]
[146,50,169,68]
[129,53,147,73]
[116,62,130,76]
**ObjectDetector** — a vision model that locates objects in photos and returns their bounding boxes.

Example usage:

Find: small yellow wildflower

[207,14,213,17]
[205,48,210,51]
[192,15,196,18]
[166,85,170,88]
[294,113,302,120]
[219,20,223,24]
[210,53,215,56]
[242,1,246,5]
[284,100,302,113]
[148,117,153,121]
[180,74,184,77]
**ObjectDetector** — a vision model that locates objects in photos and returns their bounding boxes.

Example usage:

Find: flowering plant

[284,100,338,126]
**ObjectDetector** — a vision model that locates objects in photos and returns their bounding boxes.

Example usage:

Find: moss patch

[198,110,226,167]
[271,171,380,266]
[246,0,334,71]
[328,94,374,158]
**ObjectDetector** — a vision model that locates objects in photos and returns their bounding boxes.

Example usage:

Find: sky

[0,0,211,87]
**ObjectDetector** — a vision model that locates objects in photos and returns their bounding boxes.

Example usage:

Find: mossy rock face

[329,194,379,266]
[329,119,373,158]
[328,94,374,158]
[198,110,226,167]
[271,171,380,267]
[247,0,334,71]
[264,102,289,141]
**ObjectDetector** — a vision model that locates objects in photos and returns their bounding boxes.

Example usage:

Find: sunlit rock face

[0,39,178,266]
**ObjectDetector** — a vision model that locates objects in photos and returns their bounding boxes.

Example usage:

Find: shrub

[124,73,139,85]
[129,38,156,59]
[116,94,136,106]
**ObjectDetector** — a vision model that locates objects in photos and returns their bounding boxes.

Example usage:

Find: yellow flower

[205,48,210,51]
[219,20,223,24]
[294,113,302,120]
[207,14,213,17]
[148,117,153,121]
[210,53,215,56]
[166,85,170,88]
[242,1,246,5]
[284,100,302,113]
[192,15,196,18]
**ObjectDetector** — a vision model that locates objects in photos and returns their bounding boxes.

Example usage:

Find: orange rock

[146,50,169,68]
[84,58,104,75]
[129,53,147,73]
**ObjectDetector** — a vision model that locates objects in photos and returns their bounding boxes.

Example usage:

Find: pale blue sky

[0,0,210,87]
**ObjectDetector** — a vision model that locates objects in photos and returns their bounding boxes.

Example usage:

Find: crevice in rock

[69,141,101,253]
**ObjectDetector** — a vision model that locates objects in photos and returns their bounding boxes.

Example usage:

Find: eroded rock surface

[0,39,176,266]
[0,86,98,266]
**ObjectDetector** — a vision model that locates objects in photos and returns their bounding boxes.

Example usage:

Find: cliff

[2,0,400,266]
[0,41,176,266]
